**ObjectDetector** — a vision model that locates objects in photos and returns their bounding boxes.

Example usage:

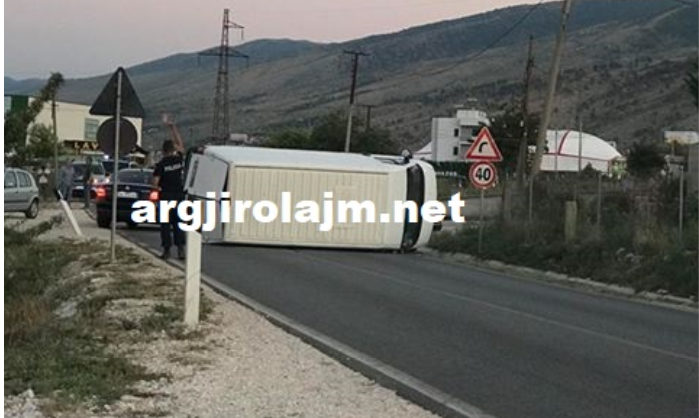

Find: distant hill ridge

[6,0,698,150]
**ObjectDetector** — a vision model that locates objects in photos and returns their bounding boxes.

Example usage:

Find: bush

[430,208,698,298]
[4,221,153,405]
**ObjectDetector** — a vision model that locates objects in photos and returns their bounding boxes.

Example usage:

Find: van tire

[25,200,39,219]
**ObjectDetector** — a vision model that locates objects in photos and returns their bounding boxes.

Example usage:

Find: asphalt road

[123,227,698,418]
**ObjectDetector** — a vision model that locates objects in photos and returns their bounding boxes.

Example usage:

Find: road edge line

[199,275,497,418]
[419,248,698,312]
[116,232,496,418]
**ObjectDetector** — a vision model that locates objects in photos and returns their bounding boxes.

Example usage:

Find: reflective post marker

[184,231,202,327]
[110,71,123,263]
[59,197,83,237]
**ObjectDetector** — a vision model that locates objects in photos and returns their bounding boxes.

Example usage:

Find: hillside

[6,0,698,151]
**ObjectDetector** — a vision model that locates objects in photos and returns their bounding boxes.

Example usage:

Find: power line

[471,0,546,62]
[411,0,546,79]
[668,0,697,7]
[245,0,514,15]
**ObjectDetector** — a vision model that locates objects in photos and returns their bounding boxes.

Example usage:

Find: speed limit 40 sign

[469,162,498,189]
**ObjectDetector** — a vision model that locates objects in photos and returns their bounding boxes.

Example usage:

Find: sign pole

[478,188,485,255]
[110,71,123,263]
[464,127,502,256]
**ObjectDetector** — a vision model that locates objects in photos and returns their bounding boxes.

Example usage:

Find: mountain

[5,76,46,95]
[6,0,698,151]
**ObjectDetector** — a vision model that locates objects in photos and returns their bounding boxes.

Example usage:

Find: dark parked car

[95,168,158,228]
[102,159,135,175]
[72,160,107,199]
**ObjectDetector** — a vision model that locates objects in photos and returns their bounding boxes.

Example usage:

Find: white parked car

[4,168,40,218]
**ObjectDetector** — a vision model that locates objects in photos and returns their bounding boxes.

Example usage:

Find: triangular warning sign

[89,67,145,118]
[464,127,503,162]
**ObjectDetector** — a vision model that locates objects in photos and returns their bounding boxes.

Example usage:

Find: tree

[626,142,666,179]
[309,111,347,151]
[686,61,698,108]
[266,111,399,154]
[352,127,399,155]
[5,72,64,164]
[266,129,313,150]
[488,106,540,174]
[26,124,58,160]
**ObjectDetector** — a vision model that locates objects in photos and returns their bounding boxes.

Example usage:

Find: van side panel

[225,167,395,248]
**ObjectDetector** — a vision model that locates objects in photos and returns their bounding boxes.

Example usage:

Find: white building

[4,95,143,156]
[415,107,622,173]
[537,130,623,174]
[415,109,491,162]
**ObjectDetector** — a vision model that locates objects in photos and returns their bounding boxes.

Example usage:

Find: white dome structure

[537,130,622,173]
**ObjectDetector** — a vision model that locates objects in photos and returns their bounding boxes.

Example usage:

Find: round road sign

[469,162,498,189]
[96,117,138,157]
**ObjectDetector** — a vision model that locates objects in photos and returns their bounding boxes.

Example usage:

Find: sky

[5,0,551,79]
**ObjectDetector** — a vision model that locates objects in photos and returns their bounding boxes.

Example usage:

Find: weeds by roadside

[4,219,213,413]
[430,182,699,298]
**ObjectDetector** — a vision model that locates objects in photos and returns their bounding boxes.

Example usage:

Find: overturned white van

[184,146,437,251]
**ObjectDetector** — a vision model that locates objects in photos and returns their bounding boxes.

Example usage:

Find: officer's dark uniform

[154,152,185,253]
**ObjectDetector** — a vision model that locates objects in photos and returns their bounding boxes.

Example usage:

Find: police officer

[153,114,186,260]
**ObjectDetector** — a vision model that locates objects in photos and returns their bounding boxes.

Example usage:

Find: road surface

[123,227,698,418]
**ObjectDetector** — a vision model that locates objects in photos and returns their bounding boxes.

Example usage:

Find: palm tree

[5,72,64,163]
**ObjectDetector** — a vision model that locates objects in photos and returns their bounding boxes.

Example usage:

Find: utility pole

[51,97,59,184]
[516,35,535,189]
[359,104,376,131]
[200,9,247,145]
[531,0,574,177]
[343,50,369,153]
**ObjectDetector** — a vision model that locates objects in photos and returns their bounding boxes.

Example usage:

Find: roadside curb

[115,230,496,418]
[419,248,698,311]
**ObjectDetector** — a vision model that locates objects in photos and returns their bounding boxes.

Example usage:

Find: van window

[18,172,31,187]
[5,172,17,188]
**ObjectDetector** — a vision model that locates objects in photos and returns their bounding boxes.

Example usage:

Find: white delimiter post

[184,231,202,327]
[58,198,83,237]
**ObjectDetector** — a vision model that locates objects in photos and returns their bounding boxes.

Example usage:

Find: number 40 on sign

[469,162,498,189]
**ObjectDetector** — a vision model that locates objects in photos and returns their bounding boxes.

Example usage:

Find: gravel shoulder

[4,205,439,418]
